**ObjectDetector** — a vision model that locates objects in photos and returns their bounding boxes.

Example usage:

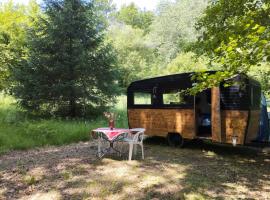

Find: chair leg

[98,138,101,157]
[119,141,125,157]
[128,143,133,161]
[134,144,137,156]
[141,144,144,159]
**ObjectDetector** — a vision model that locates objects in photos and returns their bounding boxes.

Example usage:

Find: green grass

[0,94,128,154]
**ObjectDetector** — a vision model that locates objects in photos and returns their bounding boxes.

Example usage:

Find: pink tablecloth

[92,128,131,141]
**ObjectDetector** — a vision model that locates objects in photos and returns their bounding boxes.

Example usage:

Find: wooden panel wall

[128,109,195,139]
[245,110,260,143]
[211,87,222,142]
[221,111,249,145]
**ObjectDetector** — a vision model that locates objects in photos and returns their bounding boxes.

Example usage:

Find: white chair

[123,128,145,161]
[96,131,110,158]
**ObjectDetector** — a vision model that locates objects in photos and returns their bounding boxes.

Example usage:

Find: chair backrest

[130,128,145,143]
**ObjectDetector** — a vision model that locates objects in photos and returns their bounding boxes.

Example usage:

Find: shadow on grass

[0,138,269,200]
[144,136,262,157]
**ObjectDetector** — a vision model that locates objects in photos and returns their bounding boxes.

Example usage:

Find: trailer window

[163,90,187,105]
[134,92,152,105]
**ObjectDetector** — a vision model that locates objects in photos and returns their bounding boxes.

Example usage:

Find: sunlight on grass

[0,139,269,199]
[23,175,37,185]
[203,150,217,158]
[0,94,128,153]
[184,193,207,200]
[61,170,73,180]
[27,191,61,200]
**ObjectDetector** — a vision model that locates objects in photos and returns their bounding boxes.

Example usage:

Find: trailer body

[127,72,262,145]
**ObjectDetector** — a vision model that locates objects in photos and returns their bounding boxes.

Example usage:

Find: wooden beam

[211,87,222,142]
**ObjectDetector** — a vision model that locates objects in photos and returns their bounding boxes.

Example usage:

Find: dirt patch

[0,139,269,200]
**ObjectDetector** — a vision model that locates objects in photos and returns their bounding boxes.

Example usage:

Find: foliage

[0,0,39,90]
[12,0,119,118]
[93,0,116,26]
[249,62,270,97]
[1,0,270,123]
[193,0,270,93]
[115,3,154,33]
[108,24,157,88]
[148,0,208,63]
[109,0,209,87]
[164,52,209,75]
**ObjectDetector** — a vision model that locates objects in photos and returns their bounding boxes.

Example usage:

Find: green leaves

[0,0,39,91]
[115,3,154,33]
[12,0,119,118]
[194,0,270,93]
[149,0,208,63]
[108,24,156,88]
[165,52,209,75]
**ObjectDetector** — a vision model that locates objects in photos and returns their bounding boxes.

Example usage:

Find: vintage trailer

[127,72,263,146]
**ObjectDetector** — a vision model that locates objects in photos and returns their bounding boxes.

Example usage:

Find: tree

[165,52,209,75]
[12,0,118,117]
[0,0,39,91]
[108,3,156,88]
[249,62,270,97]
[192,0,270,94]
[116,3,154,33]
[93,0,116,26]
[108,24,157,88]
[148,0,208,63]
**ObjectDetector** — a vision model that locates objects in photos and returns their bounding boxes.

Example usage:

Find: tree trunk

[68,30,76,118]
[69,96,76,118]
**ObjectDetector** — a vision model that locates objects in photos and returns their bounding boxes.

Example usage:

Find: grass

[0,139,269,199]
[0,93,128,154]
[0,94,270,199]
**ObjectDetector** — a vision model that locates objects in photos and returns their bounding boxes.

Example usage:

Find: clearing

[0,138,270,200]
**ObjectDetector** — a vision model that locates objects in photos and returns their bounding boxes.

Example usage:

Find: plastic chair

[123,128,145,161]
[96,131,110,158]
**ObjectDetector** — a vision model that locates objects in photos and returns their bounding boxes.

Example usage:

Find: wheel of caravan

[167,133,184,148]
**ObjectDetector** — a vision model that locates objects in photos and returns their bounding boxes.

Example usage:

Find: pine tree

[12,0,118,117]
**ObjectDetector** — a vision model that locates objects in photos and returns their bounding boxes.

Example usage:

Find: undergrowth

[0,94,128,154]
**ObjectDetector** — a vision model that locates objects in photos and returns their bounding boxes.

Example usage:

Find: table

[92,128,131,158]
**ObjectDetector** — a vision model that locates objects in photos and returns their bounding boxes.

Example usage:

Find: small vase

[109,120,115,130]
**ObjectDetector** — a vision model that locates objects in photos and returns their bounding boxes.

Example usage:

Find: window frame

[161,88,194,108]
[133,91,153,106]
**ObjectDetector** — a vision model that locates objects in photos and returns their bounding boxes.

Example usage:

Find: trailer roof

[128,71,260,91]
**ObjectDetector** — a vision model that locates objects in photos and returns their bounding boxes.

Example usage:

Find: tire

[167,133,184,148]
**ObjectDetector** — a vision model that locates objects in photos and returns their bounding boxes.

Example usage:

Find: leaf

[257,26,266,34]
[227,46,233,52]
[251,24,260,30]
[244,23,251,30]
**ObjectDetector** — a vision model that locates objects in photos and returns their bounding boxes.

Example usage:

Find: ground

[0,138,270,200]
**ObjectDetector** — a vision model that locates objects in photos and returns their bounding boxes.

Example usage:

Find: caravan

[127,72,269,147]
